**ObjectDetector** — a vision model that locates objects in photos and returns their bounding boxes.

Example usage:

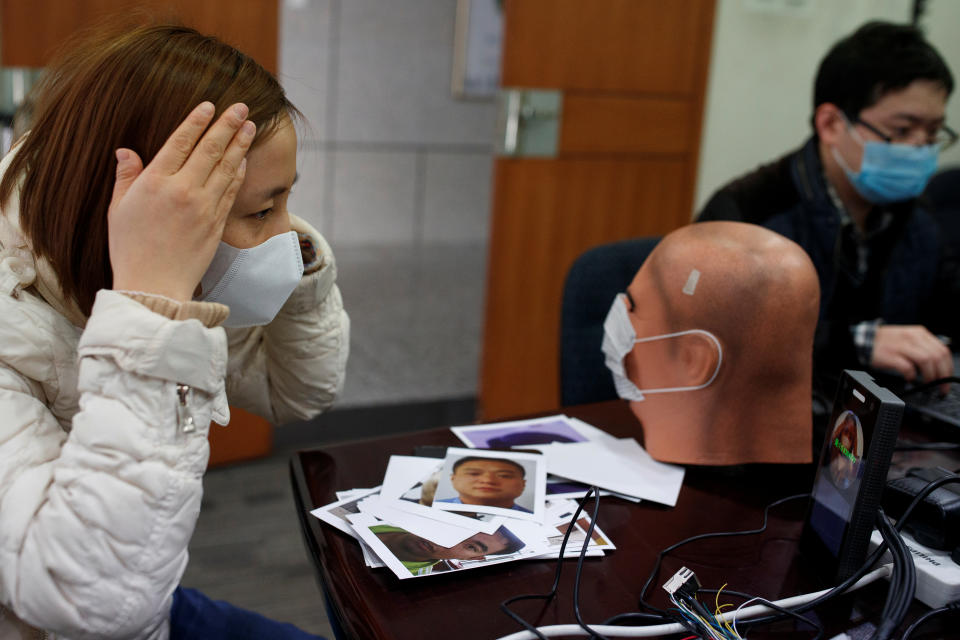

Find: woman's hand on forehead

[108,102,255,302]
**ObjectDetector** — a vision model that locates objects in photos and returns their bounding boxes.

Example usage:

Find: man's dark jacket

[697,137,957,397]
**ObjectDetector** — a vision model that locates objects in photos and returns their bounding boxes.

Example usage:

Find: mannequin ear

[814,102,845,147]
[678,332,721,387]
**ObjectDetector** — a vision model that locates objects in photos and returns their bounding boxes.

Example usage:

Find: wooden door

[0,0,277,72]
[479,0,716,419]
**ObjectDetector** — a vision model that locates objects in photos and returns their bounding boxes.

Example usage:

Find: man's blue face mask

[832,116,939,205]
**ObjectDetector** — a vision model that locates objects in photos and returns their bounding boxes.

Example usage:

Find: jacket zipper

[176,384,196,433]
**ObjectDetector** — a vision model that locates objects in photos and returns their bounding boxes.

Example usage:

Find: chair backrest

[559,236,660,406]
[926,167,960,243]
[925,167,960,213]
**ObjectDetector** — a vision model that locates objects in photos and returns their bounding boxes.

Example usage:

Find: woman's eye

[251,208,272,221]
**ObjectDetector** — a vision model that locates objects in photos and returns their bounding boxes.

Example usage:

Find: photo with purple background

[462,419,587,449]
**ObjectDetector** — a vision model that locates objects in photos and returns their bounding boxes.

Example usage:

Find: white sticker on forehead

[682,269,700,296]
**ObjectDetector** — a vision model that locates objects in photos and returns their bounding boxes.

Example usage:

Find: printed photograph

[432,448,546,521]
[545,475,599,499]
[349,513,531,579]
[451,415,588,449]
[547,514,613,550]
[310,487,381,538]
[400,465,443,506]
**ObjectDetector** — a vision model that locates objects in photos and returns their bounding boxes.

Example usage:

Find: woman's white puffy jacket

[0,167,349,638]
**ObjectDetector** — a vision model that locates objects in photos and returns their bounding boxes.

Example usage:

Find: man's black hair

[488,526,526,556]
[452,455,526,478]
[813,21,953,125]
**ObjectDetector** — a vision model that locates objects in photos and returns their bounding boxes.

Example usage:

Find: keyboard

[906,383,960,427]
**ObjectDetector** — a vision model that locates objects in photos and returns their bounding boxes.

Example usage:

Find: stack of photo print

[312,414,684,579]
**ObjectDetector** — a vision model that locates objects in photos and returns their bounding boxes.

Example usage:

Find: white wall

[282,0,960,238]
[279,0,496,247]
[922,0,960,170]
[693,0,960,215]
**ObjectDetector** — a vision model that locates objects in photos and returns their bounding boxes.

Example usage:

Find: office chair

[559,236,660,406]
[925,167,960,211]
[926,167,960,243]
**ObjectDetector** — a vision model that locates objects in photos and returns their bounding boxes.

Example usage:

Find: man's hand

[871,325,953,388]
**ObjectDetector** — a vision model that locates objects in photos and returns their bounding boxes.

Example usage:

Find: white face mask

[601,293,722,401]
[198,230,304,328]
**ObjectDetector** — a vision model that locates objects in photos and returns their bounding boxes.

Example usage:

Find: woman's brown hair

[0,22,299,315]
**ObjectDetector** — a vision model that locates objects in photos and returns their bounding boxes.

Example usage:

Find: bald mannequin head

[616,221,820,465]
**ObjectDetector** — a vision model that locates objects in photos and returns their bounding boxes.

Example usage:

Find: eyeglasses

[855,116,958,150]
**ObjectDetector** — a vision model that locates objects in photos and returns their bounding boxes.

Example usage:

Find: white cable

[731,596,764,638]
[493,564,892,640]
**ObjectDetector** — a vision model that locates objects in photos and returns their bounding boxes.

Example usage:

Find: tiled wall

[279,0,496,247]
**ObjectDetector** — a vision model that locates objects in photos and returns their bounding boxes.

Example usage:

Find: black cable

[894,441,960,451]
[731,595,824,640]
[600,612,668,626]
[630,475,959,635]
[679,592,716,623]
[898,376,960,396]
[636,492,809,615]
[742,474,960,629]
[670,590,716,637]
[892,474,960,535]
[662,592,716,639]
[892,521,916,626]
[571,489,611,640]
[683,590,747,639]
[873,508,916,640]
[513,474,960,637]
[877,513,903,625]
[892,520,916,631]
[900,600,960,640]
[499,487,604,639]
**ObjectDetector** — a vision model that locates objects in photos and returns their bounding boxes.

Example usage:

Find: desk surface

[290,401,946,640]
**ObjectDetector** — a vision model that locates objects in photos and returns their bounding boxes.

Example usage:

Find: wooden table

[290,401,951,639]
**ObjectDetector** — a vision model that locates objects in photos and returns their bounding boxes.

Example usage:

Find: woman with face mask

[0,21,347,640]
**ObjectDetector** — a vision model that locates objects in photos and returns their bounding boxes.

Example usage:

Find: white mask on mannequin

[601,293,722,401]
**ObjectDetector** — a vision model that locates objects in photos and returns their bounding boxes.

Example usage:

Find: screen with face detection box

[807,390,876,557]
[802,370,902,584]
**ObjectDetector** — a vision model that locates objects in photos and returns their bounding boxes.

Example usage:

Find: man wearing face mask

[698,21,957,402]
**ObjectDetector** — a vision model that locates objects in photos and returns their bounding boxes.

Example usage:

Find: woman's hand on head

[108,102,256,301]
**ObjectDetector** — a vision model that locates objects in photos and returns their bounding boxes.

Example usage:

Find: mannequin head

[613,221,820,465]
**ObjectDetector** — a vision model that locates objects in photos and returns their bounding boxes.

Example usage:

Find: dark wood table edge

[290,453,354,640]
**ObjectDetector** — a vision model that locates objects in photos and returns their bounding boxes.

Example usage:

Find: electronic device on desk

[801,370,904,584]
[893,352,960,429]
[867,529,960,608]
[872,465,960,608]
[885,466,960,555]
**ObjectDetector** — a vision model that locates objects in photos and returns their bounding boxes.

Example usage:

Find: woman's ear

[678,332,721,387]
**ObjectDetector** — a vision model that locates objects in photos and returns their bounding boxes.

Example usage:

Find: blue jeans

[170,587,325,640]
